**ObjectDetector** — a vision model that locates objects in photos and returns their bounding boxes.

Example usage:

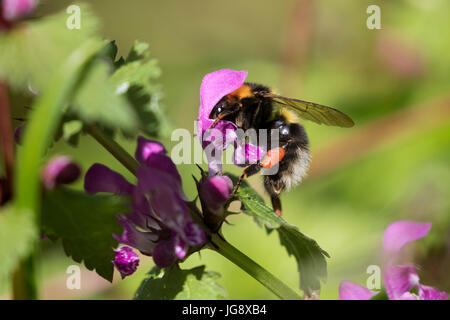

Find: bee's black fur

[263,121,309,197]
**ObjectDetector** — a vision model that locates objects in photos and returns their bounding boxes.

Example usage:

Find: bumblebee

[209,82,354,216]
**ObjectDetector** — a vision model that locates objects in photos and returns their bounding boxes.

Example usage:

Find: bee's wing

[264,93,355,128]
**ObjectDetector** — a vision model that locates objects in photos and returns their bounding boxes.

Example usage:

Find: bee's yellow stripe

[280,108,299,124]
[228,84,254,100]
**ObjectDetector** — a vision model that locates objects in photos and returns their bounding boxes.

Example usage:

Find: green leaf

[0,206,38,282]
[62,120,83,146]
[41,189,129,282]
[110,40,169,137]
[370,288,389,300]
[126,41,151,62]
[99,40,119,63]
[277,223,329,296]
[71,59,138,132]
[134,265,227,300]
[229,174,284,228]
[0,4,100,91]
[227,173,329,297]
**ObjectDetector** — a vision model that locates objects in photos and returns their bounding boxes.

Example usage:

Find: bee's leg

[232,163,261,195]
[271,195,282,216]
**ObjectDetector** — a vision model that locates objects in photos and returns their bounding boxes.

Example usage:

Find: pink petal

[136,148,186,200]
[14,125,24,145]
[128,189,160,230]
[174,235,188,259]
[135,136,166,164]
[184,222,206,246]
[199,175,233,213]
[199,120,237,148]
[144,154,182,186]
[383,221,431,254]
[233,142,266,167]
[383,264,419,300]
[2,0,37,21]
[137,167,191,231]
[205,148,223,177]
[113,215,157,255]
[418,285,448,300]
[112,246,140,279]
[338,281,378,300]
[196,69,246,155]
[200,128,237,176]
[199,69,247,120]
[42,156,81,190]
[152,239,177,268]
[398,292,419,300]
[84,163,134,195]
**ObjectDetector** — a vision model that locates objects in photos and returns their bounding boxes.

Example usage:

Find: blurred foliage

[42,189,129,281]
[0,206,37,283]
[134,265,227,300]
[2,0,449,299]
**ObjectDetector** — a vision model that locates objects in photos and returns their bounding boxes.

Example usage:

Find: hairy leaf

[134,265,227,300]
[229,174,284,228]
[71,60,138,132]
[227,173,329,297]
[110,40,169,137]
[62,120,83,146]
[0,4,100,91]
[277,223,329,296]
[41,189,129,282]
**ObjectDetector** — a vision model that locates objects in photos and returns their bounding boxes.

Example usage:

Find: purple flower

[339,221,448,300]
[14,125,24,145]
[42,156,81,190]
[2,0,37,22]
[339,281,379,300]
[383,221,431,255]
[84,137,206,270]
[197,69,265,175]
[199,175,233,214]
[233,141,266,167]
[112,246,139,279]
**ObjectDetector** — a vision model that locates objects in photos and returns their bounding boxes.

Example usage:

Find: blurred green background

[3,0,450,299]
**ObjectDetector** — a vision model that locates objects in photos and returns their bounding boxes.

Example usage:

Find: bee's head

[209,96,239,120]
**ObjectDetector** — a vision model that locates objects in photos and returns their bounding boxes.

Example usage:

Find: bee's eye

[280,125,290,137]
[210,100,226,118]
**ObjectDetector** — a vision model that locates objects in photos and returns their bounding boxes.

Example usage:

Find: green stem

[211,234,301,300]
[88,128,301,300]
[86,126,138,175]
[13,40,103,299]
[12,251,37,300]
[0,80,14,203]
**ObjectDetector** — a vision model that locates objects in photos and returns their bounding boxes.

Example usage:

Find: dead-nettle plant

[1,3,446,301]
[0,3,326,300]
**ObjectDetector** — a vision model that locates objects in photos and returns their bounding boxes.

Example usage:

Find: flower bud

[42,156,81,190]
[14,125,24,145]
[2,0,37,22]
[199,175,233,214]
[112,246,139,279]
